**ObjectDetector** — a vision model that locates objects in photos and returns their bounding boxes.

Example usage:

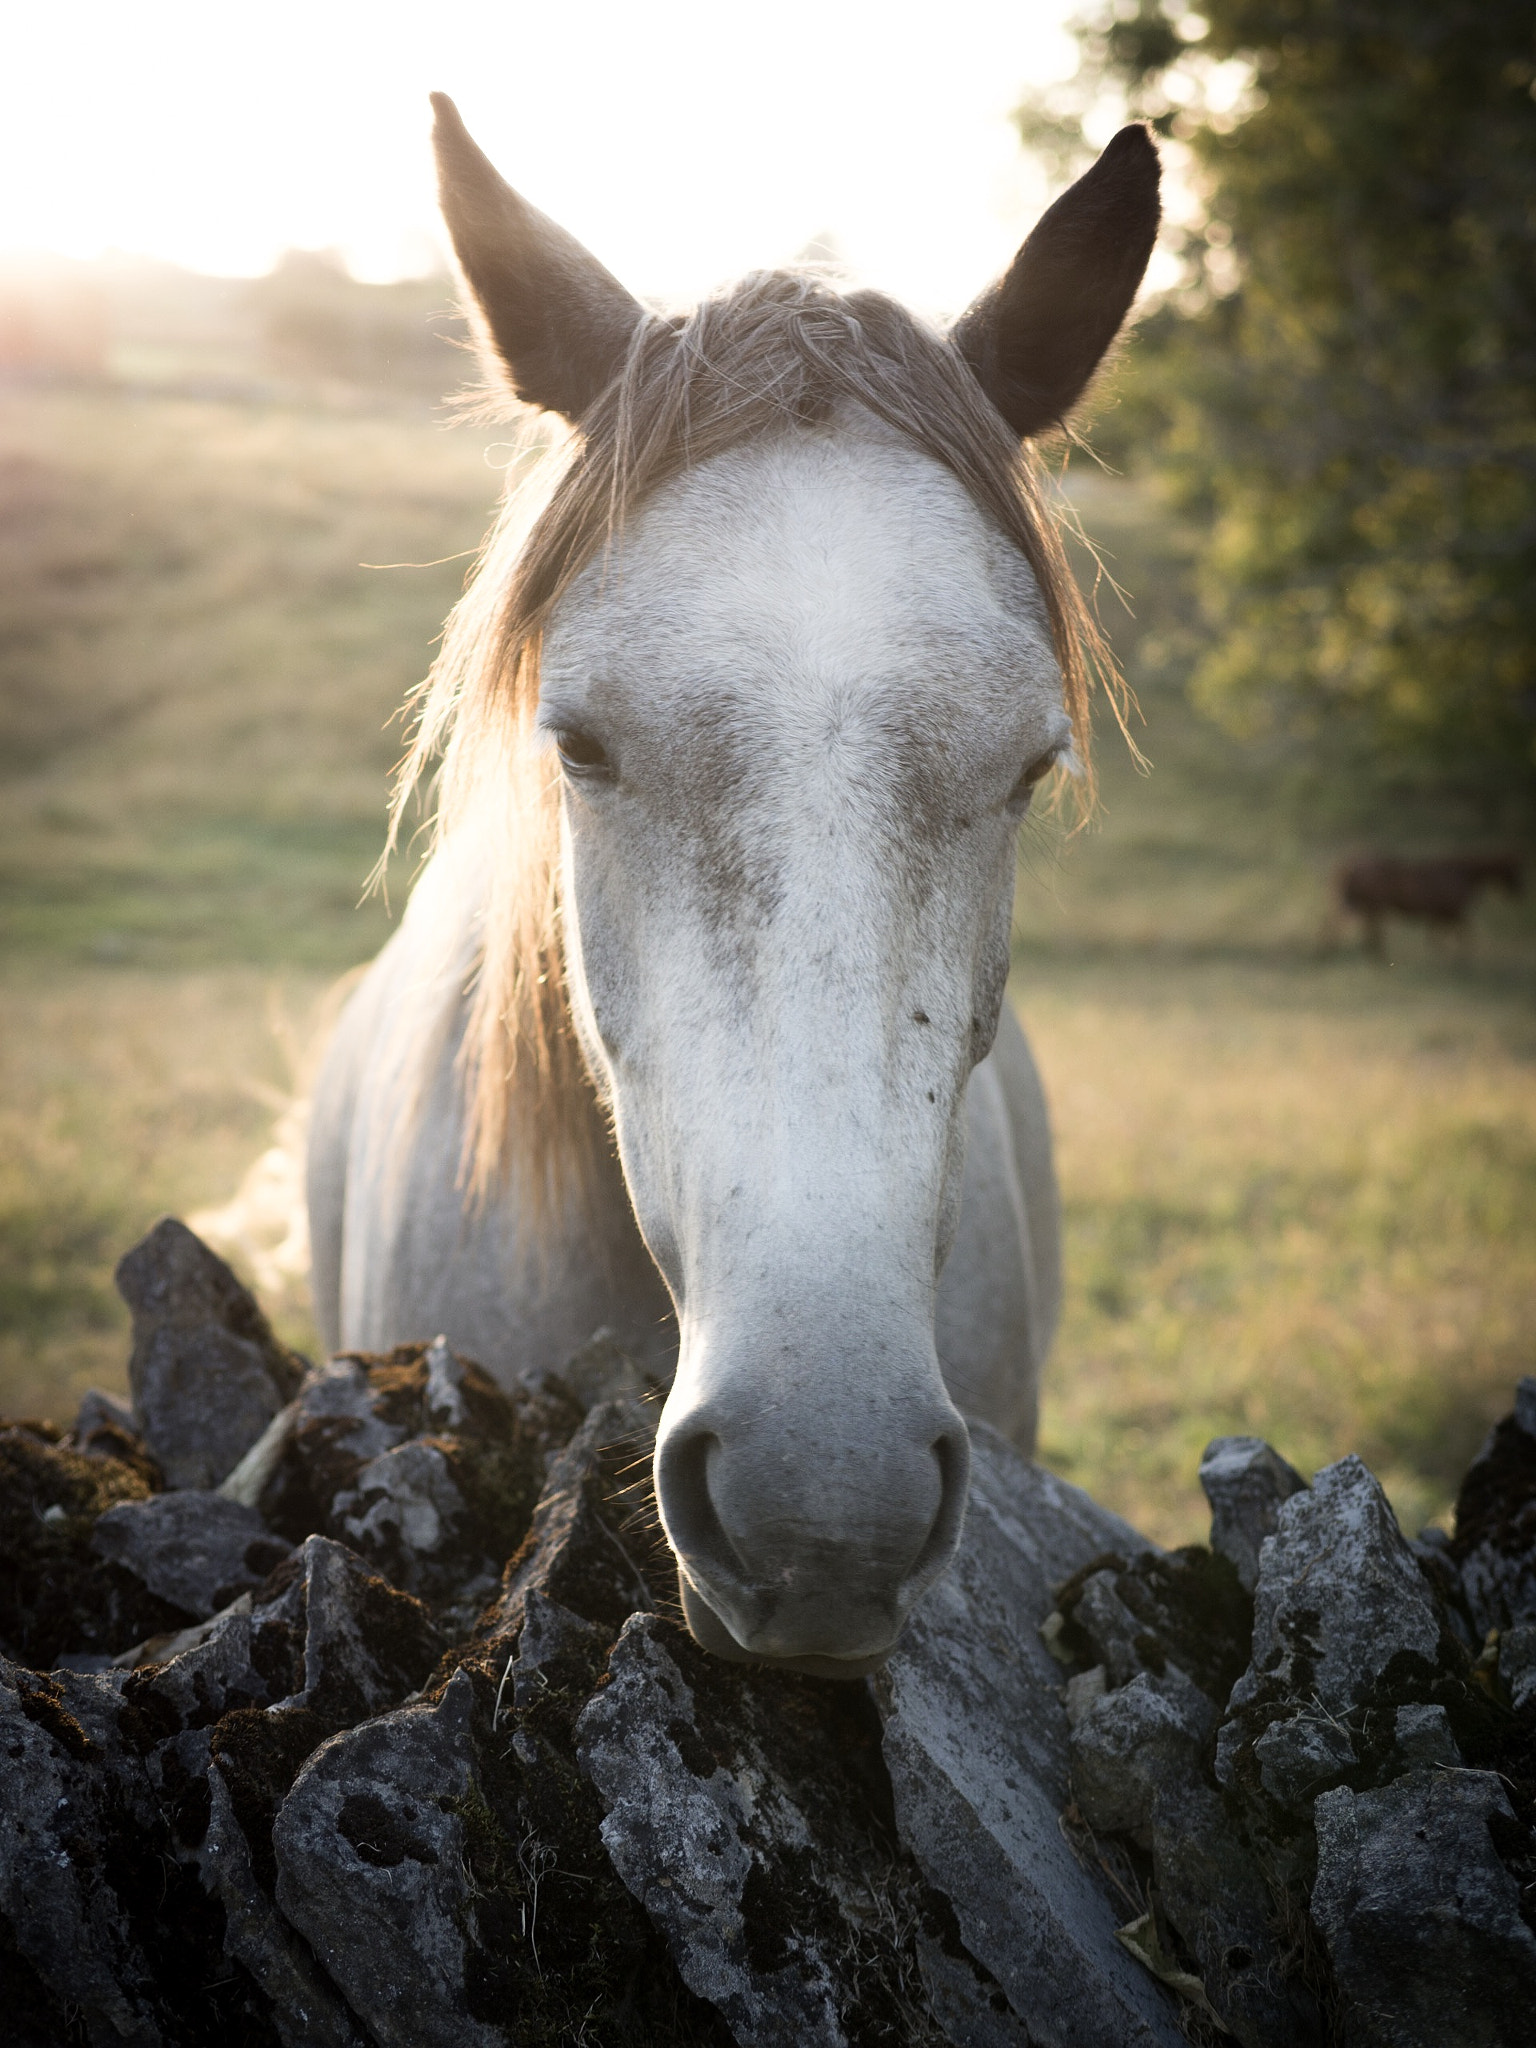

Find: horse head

[429,96,1159,1674]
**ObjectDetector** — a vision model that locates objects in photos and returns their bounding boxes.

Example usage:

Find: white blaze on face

[540,411,1070,1671]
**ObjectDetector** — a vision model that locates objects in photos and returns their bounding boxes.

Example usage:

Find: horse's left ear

[431,93,646,420]
[951,125,1161,440]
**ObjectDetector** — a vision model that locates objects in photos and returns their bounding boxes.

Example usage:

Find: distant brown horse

[1333,853,1523,953]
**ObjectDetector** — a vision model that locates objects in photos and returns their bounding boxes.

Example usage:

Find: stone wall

[1,1218,1533,2046]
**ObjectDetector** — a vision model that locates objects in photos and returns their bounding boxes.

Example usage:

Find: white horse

[308,96,1159,1676]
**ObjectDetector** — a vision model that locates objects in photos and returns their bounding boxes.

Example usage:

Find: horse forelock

[387,268,1122,1216]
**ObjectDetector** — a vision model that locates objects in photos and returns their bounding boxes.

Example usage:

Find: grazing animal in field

[1335,853,1523,952]
[308,96,1160,1674]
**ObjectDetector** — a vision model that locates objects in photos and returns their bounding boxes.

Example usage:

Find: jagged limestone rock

[909,1929,1037,2048]
[91,1488,290,1618]
[70,1387,160,1482]
[9,1287,1536,2048]
[116,1217,306,1489]
[0,1655,285,2044]
[1500,1619,1536,1712]
[331,1437,469,1589]
[268,1406,732,2048]
[1198,1436,1308,1594]
[0,1421,187,1668]
[475,1396,658,1644]
[1067,1625,1326,2046]
[1405,1525,1478,1652]
[578,1609,962,2048]
[273,1671,504,2048]
[1068,1568,1154,1689]
[878,1424,1187,2048]
[202,1763,369,2048]
[1312,1769,1536,2048]
[1069,1667,1213,1841]
[253,1533,445,1725]
[1389,1701,1460,1771]
[1054,1541,1255,1707]
[0,1661,165,2045]
[1215,1456,1455,1842]
[1049,1497,1326,2045]
[258,1342,571,1628]
[422,1335,470,1428]
[548,1326,659,1414]
[1150,1775,1324,2048]
[1249,1708,1358,1808]
[1451,1376,1536,1643]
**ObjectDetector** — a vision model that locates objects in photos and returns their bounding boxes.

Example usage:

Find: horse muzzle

[653,1387,971,1675]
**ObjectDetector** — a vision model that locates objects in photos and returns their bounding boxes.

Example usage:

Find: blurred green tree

[1029,2,1536,819]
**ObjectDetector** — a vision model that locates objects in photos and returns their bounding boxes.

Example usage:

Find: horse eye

[1008,749,1060,810]
[554,727,613,778]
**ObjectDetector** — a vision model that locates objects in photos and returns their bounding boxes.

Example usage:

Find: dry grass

[1023,954,1536,1545]
[0,380,503,1419]
[2,382,1533,1554]
[0,966,328,1420]
[1014,473,1536,1544]
[0,383,505,964]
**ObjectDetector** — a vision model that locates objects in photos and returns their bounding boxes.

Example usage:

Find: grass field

[3,378,1532,1546]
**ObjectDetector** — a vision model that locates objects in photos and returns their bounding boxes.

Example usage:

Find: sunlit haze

[3,0,1090,316]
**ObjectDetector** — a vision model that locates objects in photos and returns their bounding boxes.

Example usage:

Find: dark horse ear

[430,93,646,420]
[951,125,1161,440]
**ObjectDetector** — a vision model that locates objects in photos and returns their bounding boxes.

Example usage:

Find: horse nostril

[655,1428,748,1586]
[936,1421,970,1501]
[900,1421,971,1602]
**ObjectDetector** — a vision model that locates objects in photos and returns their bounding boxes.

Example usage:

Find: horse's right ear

[951,125,1161,439]
[431,93,646,421]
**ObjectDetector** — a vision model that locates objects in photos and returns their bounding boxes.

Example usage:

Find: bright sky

[1,0,1088,319]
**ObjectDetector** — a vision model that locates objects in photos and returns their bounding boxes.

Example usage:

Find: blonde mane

[387,269,1122,1210]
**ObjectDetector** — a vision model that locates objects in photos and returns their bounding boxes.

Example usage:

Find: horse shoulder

[306,845,677,1386]
[307,844,484,1355]
[306,947,398,1354]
